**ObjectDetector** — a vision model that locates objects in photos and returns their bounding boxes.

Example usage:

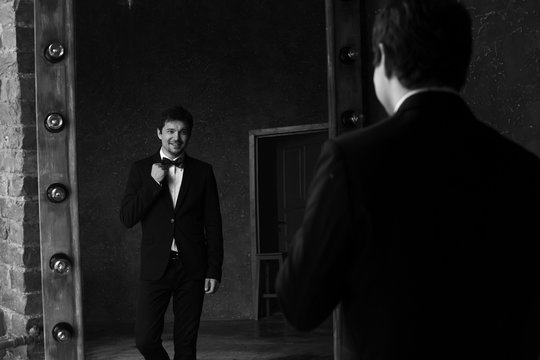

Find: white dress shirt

[160,149,184,252]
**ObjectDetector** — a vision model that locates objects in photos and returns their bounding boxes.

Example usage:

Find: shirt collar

[394,87,460,113]
[159,148,183,161]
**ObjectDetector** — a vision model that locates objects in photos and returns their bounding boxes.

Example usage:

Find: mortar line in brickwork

[0,196,38,202]
[0,173,39,177]
[6,241,42,249]
[0,49,18,55]
[0,306,42,319]
[14,23,34,29]
[6,218,40,226]
[0,195,29,201]
[0,193,37,199]
[4,288,42,296]
[1,124,34,128]
[3,263,40,270]
[0,148,36,153]
[17,73,34,79]
[17,73,35,79]
[3,237,41,248]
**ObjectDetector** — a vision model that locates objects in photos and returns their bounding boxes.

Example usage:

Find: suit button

[170,218,175,224]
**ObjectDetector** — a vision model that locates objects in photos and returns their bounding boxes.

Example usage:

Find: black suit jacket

[277,92,540,360]
[120,152,223,282]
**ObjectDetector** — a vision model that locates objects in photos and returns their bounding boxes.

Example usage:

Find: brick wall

[0,0,43,359]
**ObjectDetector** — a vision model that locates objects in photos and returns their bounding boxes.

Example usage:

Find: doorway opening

[249,124,328,319]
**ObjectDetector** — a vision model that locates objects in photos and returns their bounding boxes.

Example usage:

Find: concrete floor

[85,315,333,360]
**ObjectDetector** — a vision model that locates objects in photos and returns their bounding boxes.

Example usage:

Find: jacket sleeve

[276,140,360,331]
[119,162,163,228]
[203,166,224,282]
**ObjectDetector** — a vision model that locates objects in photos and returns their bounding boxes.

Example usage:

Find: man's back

[278,1,539,358]
[277,92,540,359]
[338,92,540,359]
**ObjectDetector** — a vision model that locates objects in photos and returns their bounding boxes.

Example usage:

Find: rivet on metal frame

[52,323,74,343]
[44,42,66,63]
[46,183,69,203]
[49,253,73,275]
[339,47,359,64]
[341,110,364,128]
[44,113,65,133]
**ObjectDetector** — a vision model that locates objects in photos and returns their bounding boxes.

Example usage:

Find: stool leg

[265,261,271,317]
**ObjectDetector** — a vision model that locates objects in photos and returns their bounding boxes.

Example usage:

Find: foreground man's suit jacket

[277,92,540,360]
[120,152,223,282]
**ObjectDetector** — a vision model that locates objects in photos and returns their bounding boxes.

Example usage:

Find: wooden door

[249,124,328,319]
[276,132,327,253]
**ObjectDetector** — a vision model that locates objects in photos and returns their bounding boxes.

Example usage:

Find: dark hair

[158,106,193,131]
[372,0,472,90]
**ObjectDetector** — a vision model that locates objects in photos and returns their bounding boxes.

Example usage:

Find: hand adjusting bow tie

[161,157,184,168]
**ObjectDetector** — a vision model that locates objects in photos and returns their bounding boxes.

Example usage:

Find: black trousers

[135,253,205,360]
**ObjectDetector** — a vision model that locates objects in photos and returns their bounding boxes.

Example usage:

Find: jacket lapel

[175,154,192,212]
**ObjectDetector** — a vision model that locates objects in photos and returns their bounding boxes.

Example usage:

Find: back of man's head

[372,0,472,91]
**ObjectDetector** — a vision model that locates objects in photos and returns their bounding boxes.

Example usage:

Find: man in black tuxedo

[276,1,540,359]
[120,106,223,360]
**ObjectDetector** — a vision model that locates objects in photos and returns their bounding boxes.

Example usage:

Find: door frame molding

[248,123,328,320]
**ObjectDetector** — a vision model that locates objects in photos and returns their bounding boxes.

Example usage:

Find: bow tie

[161,157,184,168]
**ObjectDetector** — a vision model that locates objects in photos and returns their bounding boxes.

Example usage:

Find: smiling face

[157,119,191,158]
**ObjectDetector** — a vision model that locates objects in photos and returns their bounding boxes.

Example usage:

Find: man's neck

[160,148,184,160]
[393,87,460,114]
[382,76,409,115]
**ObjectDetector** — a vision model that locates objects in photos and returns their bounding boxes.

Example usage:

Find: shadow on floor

[85,314,333,360]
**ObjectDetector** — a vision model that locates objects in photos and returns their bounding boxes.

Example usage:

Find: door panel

[276,132,327,252]
[250,124,328,319]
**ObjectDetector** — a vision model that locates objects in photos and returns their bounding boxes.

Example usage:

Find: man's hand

[151,163,167,183]
[204,278,220,294]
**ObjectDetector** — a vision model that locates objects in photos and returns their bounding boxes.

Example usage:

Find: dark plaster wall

[75,0,327,325]
[463,0,540,157]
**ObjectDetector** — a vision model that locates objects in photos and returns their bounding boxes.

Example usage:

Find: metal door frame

[35,0,84,359]
[325,0,371,358]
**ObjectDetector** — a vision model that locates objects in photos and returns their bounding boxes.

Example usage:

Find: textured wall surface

[75,0,327,325]
[463,0,540,157]
[0,0,42,359]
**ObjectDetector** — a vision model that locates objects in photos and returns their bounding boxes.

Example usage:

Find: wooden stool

[256,252,287,318]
